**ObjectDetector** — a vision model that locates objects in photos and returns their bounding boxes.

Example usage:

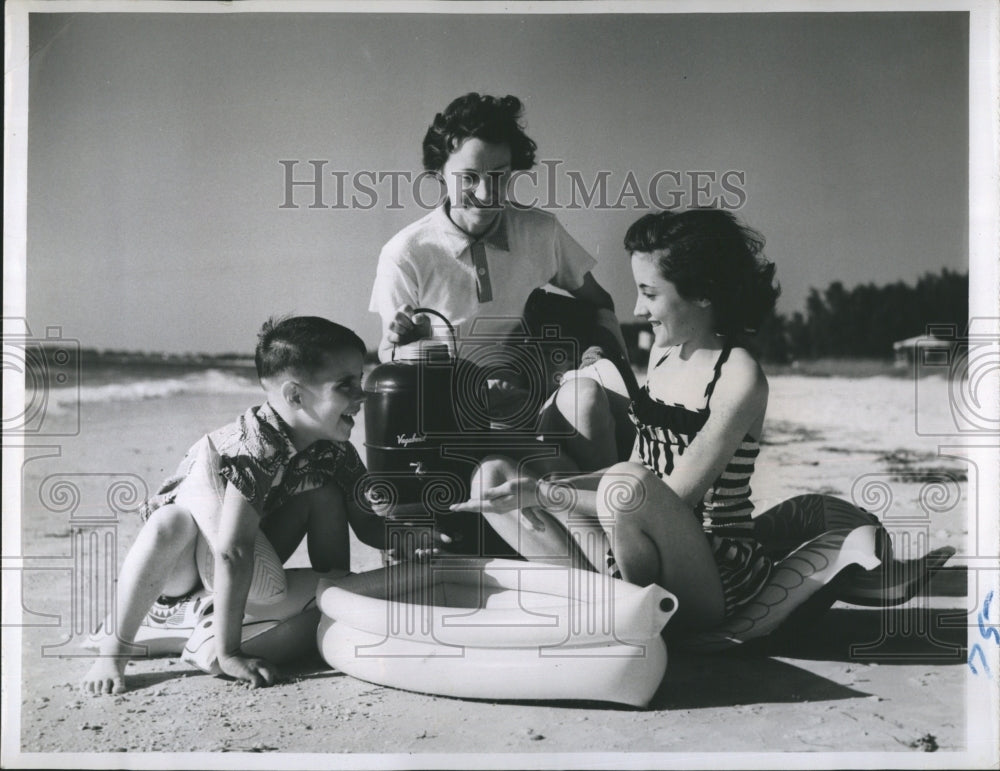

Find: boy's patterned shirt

[139,401,366,519]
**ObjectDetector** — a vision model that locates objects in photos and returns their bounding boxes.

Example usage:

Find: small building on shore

[892,332,956,368]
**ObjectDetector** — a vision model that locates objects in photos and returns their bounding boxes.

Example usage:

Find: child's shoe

[140,589,213,634]
[85,588,212,656]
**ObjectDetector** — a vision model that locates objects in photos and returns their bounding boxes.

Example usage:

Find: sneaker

[85,589,213,656]
[140,590,212,633]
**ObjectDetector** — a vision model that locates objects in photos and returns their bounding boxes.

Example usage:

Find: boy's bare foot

[81,658,127,696]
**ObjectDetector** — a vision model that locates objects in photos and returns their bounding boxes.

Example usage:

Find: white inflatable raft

[316,558,678,707]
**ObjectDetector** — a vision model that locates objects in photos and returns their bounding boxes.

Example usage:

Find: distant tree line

[620,268,968,365]
[752,268,969,362]
[57,268,966,368]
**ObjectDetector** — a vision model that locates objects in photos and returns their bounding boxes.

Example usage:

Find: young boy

[81,316,387,694]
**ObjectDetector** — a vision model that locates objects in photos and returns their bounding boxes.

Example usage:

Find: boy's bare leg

[259,495,309,565]
[260,485,349,574]
[81,504,200,695]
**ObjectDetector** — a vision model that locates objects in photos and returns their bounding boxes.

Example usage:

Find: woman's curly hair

[422,93,537,172]
[624,209,780,337]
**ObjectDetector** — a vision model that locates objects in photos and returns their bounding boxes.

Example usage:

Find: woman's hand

[451,477,538,515]
[450,478,547,531]
[578,345,607,369]
[387,304,432,347]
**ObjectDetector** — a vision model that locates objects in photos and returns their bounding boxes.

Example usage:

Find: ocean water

[32,360,967,483]
[27,362,260,419]
[20,361,973,561]
[39,360,958,424]
[33,360,962,441]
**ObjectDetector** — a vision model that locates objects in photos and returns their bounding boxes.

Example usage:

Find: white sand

[9,373,993,765]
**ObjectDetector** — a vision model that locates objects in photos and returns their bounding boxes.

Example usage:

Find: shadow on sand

[652,594,968,710]
[124,669,209,691]
[653,652,869,709]
[757,606,969,665]
[754,566,970,665]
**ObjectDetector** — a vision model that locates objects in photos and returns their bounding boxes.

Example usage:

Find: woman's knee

[596,462,655,520]
[555,377,609,425]
[598,462,690,526]
[597,461,664,500]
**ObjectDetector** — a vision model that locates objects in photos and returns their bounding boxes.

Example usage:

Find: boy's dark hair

[624,209,780,337]
[422,93,537,173]
[255,316,366,380]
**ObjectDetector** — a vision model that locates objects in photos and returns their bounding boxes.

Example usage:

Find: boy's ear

[280,379,304,409]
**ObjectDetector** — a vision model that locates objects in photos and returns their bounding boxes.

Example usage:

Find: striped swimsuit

[612,345,772,616]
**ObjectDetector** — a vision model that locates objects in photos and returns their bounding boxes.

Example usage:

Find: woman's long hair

[624,209,780,337]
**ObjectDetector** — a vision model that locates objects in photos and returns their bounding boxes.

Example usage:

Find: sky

[20,7,971,354]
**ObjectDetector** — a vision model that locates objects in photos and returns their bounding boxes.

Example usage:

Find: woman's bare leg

[538,378,619,472]
[596,462,725,630]
[470,455,597,570]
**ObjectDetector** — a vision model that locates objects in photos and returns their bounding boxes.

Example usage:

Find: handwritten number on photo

[968,590,998,677]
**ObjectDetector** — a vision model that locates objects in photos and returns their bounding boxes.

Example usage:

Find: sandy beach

[9,4,998,766]
[7,368,996,768]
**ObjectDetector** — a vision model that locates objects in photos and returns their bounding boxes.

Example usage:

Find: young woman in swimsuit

[451,209,779,630]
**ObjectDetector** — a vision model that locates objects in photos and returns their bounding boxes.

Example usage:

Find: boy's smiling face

[442,137,512,237]
[290,348,366,445]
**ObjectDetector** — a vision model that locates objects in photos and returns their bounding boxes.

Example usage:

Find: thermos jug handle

[390,307,458,361]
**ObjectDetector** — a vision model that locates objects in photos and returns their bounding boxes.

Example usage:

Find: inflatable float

[316,557,678,707]
[678,524,882,651]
